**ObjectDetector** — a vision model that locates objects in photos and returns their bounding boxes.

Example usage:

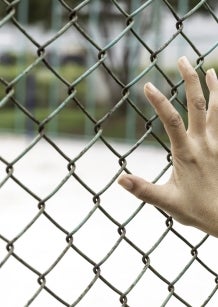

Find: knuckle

[168,112,182,127]
[135,188,145,200]
[188,70,199,84]
[192,96,206,110]
[210,104,218,112]
[187,154,198,165]
[135,185,148,201]
[158,94,167,105]
[209,100,218,112]
[182,146,198,164]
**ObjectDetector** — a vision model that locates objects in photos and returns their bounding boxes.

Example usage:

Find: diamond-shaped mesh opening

[0,0,218,306]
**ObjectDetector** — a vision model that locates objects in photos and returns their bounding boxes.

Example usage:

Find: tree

[1,0,217,106]
[168,0,217,12]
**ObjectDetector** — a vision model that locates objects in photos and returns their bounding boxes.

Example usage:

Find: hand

[118,56,218,237]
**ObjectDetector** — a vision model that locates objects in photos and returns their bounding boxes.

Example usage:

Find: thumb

[118,174,169,208]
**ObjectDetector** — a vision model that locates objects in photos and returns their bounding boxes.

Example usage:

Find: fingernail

[118,176,133,191]
[144,82,157,93]
[207,68,217,80]
[178,56,190,66]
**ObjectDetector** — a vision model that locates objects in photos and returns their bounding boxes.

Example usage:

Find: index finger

[144,82,188,151]
[177,56,206,137]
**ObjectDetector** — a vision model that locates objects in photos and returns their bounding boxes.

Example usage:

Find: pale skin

[118,56,218,237]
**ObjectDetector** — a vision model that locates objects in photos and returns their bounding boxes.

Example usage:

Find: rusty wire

[0,0,218,306]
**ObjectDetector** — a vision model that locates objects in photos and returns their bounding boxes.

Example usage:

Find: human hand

[118,56,218,237]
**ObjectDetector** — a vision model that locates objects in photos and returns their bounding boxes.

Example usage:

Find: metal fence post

[125,0,142,142]
[16,0,29,134]
[48,0,62,136]
[85,0,100,138]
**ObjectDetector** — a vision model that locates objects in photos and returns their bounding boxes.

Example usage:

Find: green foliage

[0,1,7,20]
[26,0,218,27]
[20,0,86,26]
[0,60,86,104]
[165,0,217,12]
[1,0,216,27]
[1,59,218,139]
[27,0,53,25]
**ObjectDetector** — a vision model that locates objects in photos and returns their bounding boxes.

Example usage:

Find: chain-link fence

[0,0,218,306]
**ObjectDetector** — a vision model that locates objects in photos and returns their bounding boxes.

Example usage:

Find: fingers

[206,68,218,134]
[177,56,206,136]
[144,82,188,151]
[118,174,173,212]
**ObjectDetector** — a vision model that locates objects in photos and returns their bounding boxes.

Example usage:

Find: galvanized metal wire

[0,0,218,306]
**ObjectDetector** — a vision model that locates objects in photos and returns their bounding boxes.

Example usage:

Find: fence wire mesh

[0,0,218,306]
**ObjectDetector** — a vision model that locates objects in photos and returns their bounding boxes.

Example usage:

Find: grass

[4,59,210,141]
[0,106,128,138]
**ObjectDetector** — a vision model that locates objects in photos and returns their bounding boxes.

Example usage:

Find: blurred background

[0,0,218,142]
[1,2,218,306]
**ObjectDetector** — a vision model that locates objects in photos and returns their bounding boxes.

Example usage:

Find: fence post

[125,0,142,142]
[48,0,62,136]
[151,0,163,133]
[85,0,100,138]
[16,0,29,134]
